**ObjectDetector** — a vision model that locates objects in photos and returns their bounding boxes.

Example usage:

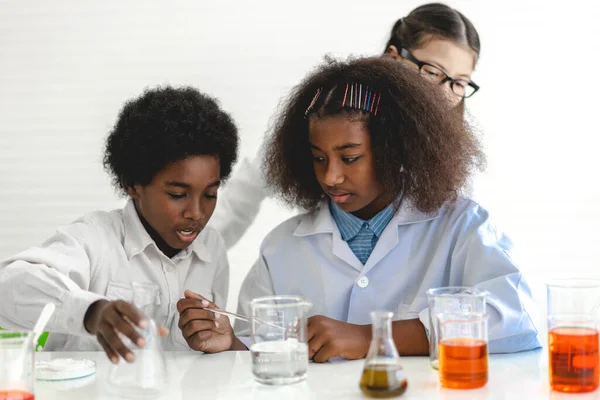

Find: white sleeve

[233,252,276,346]
[458,230,541,353]
[0,221,106,336]
[419,209,542,353]
[209,155,269,249]
[210,234,230,309]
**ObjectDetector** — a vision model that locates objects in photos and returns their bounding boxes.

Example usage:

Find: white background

[1,0,599,328]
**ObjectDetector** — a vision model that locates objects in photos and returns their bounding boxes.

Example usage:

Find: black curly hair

[264,56,485,213]
[104,86,239,195]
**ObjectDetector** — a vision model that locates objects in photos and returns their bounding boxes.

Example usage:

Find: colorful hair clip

[344,82,380,116]
[304,87,322,117]
[305,83,381,118]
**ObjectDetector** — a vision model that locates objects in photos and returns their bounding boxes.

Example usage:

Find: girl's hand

[307,315,371,363]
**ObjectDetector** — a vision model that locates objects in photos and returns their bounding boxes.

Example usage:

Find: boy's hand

[177,290,246,353]
[307,315,371,363]
[84,299,168,364]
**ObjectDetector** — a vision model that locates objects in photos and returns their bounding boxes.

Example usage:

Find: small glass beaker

[106,282,168,398]
[426,287,487,369]
[249,296,312,385]
[360,311,408,398]
[437,312,488,389]
[547,279,600,393]
[0,331,35,400]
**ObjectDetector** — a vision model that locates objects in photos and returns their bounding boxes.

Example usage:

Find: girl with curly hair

[212,2,482,249]
[184,56,540,361]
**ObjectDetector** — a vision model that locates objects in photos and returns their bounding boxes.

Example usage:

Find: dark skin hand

[176,290,247,352]
[307,315,372,362]
[84,299,168,364]
[307,315,429,363]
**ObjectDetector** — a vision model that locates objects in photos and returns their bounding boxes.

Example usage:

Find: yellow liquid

[359,363,408,398]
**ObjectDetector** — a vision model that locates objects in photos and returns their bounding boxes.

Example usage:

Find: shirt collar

[122,199,212,262]
[294,197,440,238]
[329,201,362,240]
[329,201,395,241]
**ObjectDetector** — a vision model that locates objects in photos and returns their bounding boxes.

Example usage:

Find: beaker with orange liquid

[547,279,600,393]
[426,287,488,369]
[437,312,488,389]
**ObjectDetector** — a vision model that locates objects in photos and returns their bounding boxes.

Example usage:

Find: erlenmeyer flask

[359,311,408,398]
[106,282,168,398]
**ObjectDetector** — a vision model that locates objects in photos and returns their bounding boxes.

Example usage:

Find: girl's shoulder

[441,196,490,220]
[438,197,509,245]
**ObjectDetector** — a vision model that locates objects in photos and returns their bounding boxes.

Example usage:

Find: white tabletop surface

[32,349,600,400]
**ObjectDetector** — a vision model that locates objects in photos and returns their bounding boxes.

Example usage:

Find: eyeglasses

[400,48,479,99]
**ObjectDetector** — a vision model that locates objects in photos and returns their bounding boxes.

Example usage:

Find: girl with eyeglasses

[384,3,480,109]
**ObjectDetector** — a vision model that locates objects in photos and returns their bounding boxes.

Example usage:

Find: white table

[33,349,599,399]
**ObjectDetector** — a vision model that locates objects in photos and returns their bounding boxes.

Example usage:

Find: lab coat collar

[293,198,440,238]
[293,198,440,272]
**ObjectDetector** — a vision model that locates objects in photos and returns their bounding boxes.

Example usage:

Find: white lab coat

[236,197,541,353]
[0,200,229,351]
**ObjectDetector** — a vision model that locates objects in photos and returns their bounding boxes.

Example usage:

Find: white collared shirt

[235,197,541,353]
[0,200,229,351]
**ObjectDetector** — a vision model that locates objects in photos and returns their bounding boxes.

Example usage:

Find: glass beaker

[106,282,168,398]
[426,287,487,369]
[360,311,408,398]
[249,295,312,385]
[547,279,600,393]
[0,331,35,400]
[437,312,488,389]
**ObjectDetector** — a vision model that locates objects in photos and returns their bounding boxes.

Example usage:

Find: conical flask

[106,282,168,398]
[359,311,408,398]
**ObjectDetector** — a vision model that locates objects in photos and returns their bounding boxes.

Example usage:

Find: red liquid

[0,391,34,400]
[438,338,488,389]
[549,327,599,393]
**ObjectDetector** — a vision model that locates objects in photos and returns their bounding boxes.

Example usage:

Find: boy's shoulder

[47,209,125,253]
[59,207,126,241]
[60,206,228,261]
[39,208,128,261]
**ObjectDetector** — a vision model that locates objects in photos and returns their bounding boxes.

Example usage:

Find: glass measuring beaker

[249,295,312,385]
